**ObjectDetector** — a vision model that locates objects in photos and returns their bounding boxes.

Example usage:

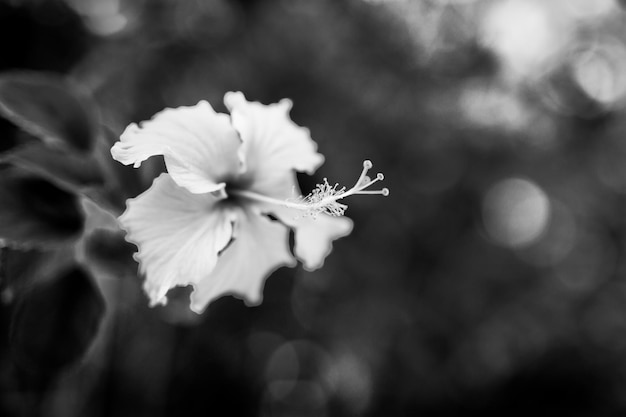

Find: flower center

[210,175,252,204]
[229,160,388,218]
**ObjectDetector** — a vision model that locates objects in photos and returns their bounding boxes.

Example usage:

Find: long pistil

[230,160,388,217]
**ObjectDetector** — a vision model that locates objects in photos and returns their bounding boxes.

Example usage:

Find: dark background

[2,0,626,416]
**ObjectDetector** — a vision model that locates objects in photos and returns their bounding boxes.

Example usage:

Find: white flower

[111,92,387,313]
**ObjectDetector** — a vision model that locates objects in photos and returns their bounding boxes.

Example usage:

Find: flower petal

[119,174,236,306]
[273,207,353,271]
[111,101,242,194]
[224,91,324,197]
[189,206,296,313]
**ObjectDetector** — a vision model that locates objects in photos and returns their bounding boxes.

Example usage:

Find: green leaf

[0,72,98,152]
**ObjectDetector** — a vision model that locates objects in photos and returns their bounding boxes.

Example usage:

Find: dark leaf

[0,245,76,299]
[82,229,136,276]
[0,141,105,191]
[0,168,84,247]
[0,116,21,154]
[9,266,105,376]
[0,72,98,152]
[0,247,47,296]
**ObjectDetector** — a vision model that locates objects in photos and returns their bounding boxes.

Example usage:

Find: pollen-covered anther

[294,159,389,218]
[300,178,348,218]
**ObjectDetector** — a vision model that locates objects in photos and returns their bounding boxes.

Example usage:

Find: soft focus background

[2,0,626,415]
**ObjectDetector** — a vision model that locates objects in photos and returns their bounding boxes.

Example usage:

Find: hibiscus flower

[111,92,387,313]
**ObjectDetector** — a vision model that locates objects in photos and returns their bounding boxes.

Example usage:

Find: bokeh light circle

[482,178,551,248]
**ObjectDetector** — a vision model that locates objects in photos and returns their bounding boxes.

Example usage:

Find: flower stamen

[230,160,388,218]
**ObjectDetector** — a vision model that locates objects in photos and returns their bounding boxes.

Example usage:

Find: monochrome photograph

[1,0,625,415]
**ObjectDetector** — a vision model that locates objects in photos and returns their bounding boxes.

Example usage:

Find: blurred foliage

[2,0,626,416]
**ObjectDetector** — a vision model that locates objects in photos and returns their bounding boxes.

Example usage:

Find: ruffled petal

[272,207,353,271]
[224,91,324,197]
[111,101,242,194]
[119,174,236,306]
[189,206,296,313]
